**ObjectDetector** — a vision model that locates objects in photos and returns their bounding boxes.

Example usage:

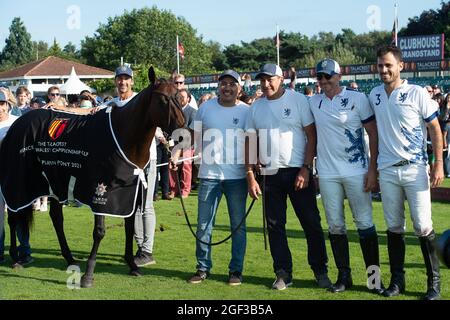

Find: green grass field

[0,188,449,300]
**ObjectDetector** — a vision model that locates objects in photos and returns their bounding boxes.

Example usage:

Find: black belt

[392,160,414,167]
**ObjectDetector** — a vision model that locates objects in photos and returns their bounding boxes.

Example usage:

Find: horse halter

[151,86,184,142]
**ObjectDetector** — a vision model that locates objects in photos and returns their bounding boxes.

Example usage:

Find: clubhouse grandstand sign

[399,34,444,61]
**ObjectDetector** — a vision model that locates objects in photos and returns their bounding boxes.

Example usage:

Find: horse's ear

[148,66,156,85]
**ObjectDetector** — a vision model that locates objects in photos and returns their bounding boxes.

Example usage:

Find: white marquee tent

[59,67,93,94]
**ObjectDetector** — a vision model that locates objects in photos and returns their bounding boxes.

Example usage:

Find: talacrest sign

[399,34,444,61]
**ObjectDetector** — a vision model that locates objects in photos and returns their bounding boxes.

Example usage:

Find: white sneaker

[40,204,48,212]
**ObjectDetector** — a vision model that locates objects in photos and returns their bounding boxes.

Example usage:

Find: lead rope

[162,138,257,246]
[175,169,256,246]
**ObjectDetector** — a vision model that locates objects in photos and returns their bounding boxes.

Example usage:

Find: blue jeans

[196,178,248,274]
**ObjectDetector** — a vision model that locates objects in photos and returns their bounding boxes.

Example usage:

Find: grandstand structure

[186,59,450,100]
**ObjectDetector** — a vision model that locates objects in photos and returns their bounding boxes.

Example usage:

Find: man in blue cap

[309,58,382,294]
[245,63,331,290]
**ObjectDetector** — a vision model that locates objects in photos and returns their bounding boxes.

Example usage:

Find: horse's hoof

[67,260,79,267]
[129,269,143,277]
[80,275,94,288]
[11,262,23,269]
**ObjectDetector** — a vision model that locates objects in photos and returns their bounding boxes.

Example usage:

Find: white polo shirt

[245,89,314,169]
[190,98,249,180]
[309,87,374,178]
[368,80,438,170]
[102,92,157,161]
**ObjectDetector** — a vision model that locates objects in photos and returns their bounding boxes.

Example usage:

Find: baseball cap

[115,65,133,78]
[218,70,241,84]
[255,64,283,79]
[316,59,341,75]
[0,91,7,102]
[30,97,46,107]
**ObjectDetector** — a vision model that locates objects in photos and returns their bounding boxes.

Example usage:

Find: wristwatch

[302,164,313,172]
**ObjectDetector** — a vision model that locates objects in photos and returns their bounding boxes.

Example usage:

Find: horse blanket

[0,108,149,217]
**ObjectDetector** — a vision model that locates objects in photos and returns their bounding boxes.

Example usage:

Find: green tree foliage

[401,1,450,56]
[31,41,49,61]
[296,42,365,68]
[0,17,33,69]
[47,38,63,57]
[80,6,214,75]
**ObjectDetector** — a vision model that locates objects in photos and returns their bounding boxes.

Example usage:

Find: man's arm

[362,120,379,192]
[245,130,261,199]
[427,118,444,187]
[295,123,316,191]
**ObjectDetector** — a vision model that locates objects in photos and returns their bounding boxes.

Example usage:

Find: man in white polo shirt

[369,46,444,300]
[310,59,382,294]
[187,70,249,286]
[245,63,331,291]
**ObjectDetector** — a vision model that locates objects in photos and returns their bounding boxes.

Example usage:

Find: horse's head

[147,67,185,135]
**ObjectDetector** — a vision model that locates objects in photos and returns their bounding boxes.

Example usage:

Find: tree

[0,17,33,69]
[31,41,49,61]
[401,1,450,56]
[80,7,214,75]
[296,42,365,68]
[47,38,63,57]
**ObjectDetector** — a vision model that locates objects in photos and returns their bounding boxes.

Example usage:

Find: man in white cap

[245,63,331,290]
[187,70,250,286]
[369,45,443,300]
[309,58,382,294]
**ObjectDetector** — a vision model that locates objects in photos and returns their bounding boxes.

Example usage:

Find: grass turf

[0,189,449,300]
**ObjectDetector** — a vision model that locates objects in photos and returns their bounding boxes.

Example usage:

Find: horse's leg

[80,215,105,288]
[7,212,18,263]
[48,198,77,266]
[125,214,142,276]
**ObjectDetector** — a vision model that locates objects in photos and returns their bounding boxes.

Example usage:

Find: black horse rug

[0,108,149,217]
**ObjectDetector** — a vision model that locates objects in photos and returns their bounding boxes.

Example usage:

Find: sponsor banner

[296,68,314,78]
[344,64,377,75]
[399,34,444,61]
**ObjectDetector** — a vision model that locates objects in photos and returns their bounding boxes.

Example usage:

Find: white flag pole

[176,35,180,74]
[394,4,398,46]
[276,25,280,66]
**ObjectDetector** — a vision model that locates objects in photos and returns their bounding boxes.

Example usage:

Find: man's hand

[247,172,262,200]
[364,168,378,192]
[430,161,444,188]
[294,168,309,191]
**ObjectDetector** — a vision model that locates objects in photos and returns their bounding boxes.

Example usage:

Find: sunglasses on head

[50,93,60,96]
[316,73,333,80]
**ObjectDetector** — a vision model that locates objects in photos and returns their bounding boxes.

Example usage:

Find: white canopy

[59,67,93,95]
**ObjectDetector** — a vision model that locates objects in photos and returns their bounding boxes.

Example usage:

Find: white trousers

[319,174,374,234]
[379,164,433,236]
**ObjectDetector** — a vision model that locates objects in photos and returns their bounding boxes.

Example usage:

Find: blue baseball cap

[255,63,283,79]
[316,59,341,75]
[115,65,133,78]
[218,70,241,84]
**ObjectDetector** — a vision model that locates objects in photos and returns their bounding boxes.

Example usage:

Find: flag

[274,32,280,49]
[178,42,185,60]
[391,20,398,46]
[391,5,399,46]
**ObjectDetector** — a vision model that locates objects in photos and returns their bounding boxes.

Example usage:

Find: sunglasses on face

[316,73,333,81]
[50,93,60,97]
[175,81,184,85]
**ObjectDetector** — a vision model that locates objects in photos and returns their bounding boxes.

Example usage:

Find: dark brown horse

[0,67,185,287]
